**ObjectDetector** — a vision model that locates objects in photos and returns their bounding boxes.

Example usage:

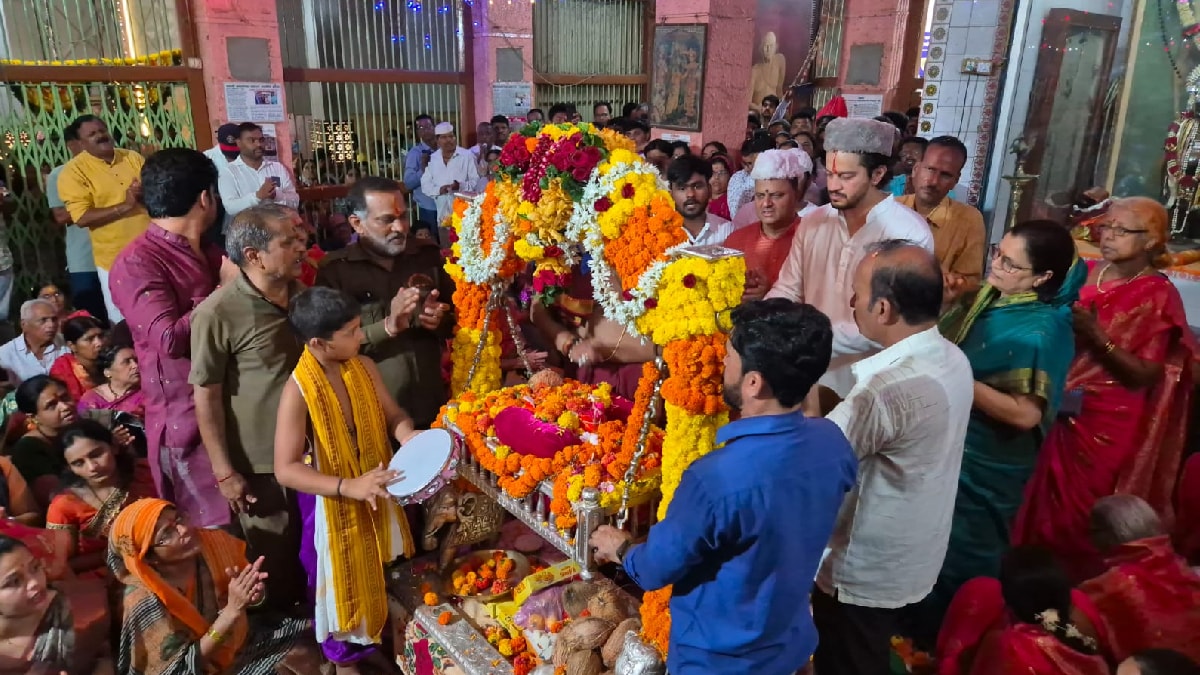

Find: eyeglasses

[154,514,189,547]
[1096,224,1149,237]
[989,243,1033,274]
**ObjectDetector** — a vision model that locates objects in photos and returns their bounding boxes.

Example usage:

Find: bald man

[812,240,975,675]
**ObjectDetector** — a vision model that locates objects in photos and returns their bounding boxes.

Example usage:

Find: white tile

[970,0,1001,27]
[950,0,974,27]
[945,27,969,55]
[966,26,997,52]
[937,79,964,103]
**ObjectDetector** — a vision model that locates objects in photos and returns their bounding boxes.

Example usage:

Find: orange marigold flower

[438,610,454,625]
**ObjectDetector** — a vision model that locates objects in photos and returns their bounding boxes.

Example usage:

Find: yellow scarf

[293,348,414,639]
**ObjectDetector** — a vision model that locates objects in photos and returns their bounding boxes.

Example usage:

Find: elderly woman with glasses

[912,220,1086,642]
[1013,198,1198,582]
[109,498,319,675]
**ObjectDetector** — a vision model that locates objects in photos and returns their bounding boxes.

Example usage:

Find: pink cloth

[108,224,229,528]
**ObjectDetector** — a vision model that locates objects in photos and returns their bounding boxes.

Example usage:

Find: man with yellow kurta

[274,286,418,674]
[57,115,151,322]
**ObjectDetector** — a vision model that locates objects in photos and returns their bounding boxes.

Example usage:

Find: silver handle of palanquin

[574,487,604,580]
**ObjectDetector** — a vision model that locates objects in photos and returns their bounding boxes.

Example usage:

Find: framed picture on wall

[650,24,707,131]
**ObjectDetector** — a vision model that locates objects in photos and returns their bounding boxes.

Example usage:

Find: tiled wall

[918,0,1013,206]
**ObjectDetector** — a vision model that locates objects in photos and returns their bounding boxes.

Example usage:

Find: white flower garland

[566,162,686,335]
[456,191,514,284]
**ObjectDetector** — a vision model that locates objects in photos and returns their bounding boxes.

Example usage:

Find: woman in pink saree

[1013,197,1197,581]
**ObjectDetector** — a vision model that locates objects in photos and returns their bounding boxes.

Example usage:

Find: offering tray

[446,550,532,602]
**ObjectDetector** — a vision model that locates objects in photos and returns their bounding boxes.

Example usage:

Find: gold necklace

[1096,263,1151,293]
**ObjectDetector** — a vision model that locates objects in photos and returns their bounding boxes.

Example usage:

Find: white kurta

[765,196,933,395]
[683,212,736,247]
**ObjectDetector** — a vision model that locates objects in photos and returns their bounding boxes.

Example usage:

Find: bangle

[336,478,344,497]
[206,627,224,643]
[1103,340,1117,355]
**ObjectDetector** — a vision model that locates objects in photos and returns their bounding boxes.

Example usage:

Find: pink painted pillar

[469,2,534,131]
[653,0,755,152]
[190,0,292,169]
[837,0,918,110]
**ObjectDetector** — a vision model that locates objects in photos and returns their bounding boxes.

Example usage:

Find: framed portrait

[650,24,707,131]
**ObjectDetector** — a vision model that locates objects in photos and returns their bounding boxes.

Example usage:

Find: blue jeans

[69,271,108,324]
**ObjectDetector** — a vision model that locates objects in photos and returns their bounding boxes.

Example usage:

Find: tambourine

[386,428,459,505]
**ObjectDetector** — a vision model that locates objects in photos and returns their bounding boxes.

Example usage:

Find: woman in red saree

[936,547,1109,675]
[1013,197,1197,581]
[49,315,106,402]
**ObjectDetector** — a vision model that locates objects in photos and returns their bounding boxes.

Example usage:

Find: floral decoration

[0,49,183,67]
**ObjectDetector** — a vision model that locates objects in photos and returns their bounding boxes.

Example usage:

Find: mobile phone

[269,176,281,188]
[84,408,113,428]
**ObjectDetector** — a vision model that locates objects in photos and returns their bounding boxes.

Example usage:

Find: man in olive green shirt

[316,176,455,429]
[189,203,308,608]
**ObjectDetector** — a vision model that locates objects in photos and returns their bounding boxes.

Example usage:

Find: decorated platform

[414,119,745,672]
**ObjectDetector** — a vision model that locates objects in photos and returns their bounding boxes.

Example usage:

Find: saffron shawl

[293,348,413,645]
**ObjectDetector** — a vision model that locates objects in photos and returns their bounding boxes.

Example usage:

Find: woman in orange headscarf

[109,498,319,675]
[1014,197,1198,581]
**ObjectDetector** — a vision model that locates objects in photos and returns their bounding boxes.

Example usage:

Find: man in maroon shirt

[109,148,228,528]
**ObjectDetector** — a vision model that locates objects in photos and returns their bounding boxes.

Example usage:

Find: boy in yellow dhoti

[274,286,419,674]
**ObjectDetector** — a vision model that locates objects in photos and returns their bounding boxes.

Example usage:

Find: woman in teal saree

[915,221,1086,642]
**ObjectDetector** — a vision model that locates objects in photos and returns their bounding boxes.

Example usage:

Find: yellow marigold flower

[556,411,580,431]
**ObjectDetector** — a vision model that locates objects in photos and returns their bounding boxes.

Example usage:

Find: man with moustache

[726,148,818,295]
[814,240,973,675]
[190,204,311,609]
[766,117,932,398]
[217,122,300,229]
[57,115,152,322]
[591,299,856,675]
[316,176,454,429]
[896,136,986,299]
[667,155,733,247]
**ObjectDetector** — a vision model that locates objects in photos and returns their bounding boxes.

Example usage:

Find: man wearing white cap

[766,117,932,399]
[420,122,478,243]
[725,148,815,293]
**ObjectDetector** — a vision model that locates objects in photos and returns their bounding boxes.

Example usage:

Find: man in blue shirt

[403,114,438,238]
[592,298,858,675]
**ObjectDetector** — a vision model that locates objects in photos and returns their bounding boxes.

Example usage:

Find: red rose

[643,298,658,309]
[622,183,636,199]
[682,274,696,288]
[571,166,591,182]
[594,197,612,212]
[447,229,459,243]
[621,290,633,301]
[545,245,563,258]
[582,146,602,165]
[550,152,572,172]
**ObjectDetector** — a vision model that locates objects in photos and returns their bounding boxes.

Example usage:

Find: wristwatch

[614,539,633,564]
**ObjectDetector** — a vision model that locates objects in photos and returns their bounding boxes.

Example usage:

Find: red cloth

[299,245,326,287]
[1176,453,1200,564]
[708,194,731,221]
[937,577,1110,675]
[1013,269,1197,580]
[49,353,95,402]
[816,96,848,118]
[723,219,799,289]
[1079,535,1200,663]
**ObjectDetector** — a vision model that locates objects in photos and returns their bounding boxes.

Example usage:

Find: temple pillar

[837,0,924,112]
[190,0,292,168]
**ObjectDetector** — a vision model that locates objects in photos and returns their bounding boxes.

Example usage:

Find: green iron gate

[0,80,197,308]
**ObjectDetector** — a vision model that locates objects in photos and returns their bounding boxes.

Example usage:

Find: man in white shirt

[0,300,66,385]
[766,117,932,396]
[203,122,241,168]
[468,121,498,168]
[421,122,479,243]
[813,240,973,675]
[667,155,734,247]
[217,122,300,229]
